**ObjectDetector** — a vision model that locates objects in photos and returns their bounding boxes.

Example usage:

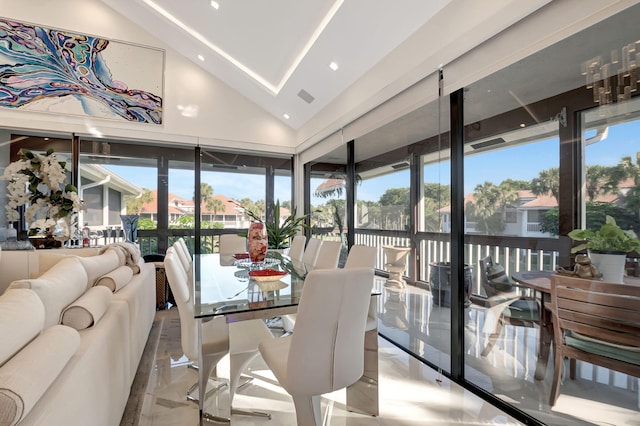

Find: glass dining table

[192,253,380,425]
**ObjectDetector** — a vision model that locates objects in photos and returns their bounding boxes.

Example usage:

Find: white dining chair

[287,235,307,262]
[301,237,323,270]
[344,244,378,332]
[259,267,374,425]
[219,234,247,266]
[173,237,192,274]
[344,245,377,269]
[164,247,274,420]
[313,240,342,270]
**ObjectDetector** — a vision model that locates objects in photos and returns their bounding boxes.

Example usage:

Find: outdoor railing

[134,227,560,297]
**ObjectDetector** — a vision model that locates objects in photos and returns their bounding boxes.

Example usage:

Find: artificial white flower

[1,149,79,238]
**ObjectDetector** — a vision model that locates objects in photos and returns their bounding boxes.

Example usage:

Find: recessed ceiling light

[329,62,339,71]
[197,54,205,61]
[283,114,290,120]
[520,123,526,128]
[210,1,219,10]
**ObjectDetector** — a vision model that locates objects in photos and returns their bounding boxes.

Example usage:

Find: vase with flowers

[2,148,81,248]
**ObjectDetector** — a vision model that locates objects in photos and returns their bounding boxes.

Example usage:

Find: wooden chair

[549,274,640,406]
[478,256,539,356]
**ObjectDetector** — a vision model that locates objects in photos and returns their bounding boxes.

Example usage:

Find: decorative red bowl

[248,269,287,282]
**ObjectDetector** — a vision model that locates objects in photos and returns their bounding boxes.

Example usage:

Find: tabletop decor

[247,221,268,263]
[568,215,640,282]
[244,200,309,250]
[2,148,81,247]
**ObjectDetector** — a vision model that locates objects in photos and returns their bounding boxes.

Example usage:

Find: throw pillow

[94,265,134,292]
[60,286,112,330]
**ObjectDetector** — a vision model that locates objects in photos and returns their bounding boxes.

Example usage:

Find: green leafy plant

[244,200,309,249]
[568,215,640,254]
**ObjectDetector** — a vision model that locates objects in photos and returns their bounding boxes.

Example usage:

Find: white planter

[588,250,626,283]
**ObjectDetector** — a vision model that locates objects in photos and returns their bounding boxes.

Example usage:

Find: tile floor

[129,308,523,425]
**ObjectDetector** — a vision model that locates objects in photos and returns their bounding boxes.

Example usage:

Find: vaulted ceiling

[99,0,552,133]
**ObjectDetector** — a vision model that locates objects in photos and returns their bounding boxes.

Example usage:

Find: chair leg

[292,394,322,426]
[549,348,564,406]
[229,350,271,418]
[569,358,577,380]
[481,320,504,356]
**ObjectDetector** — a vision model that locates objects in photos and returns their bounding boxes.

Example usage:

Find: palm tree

[207,198,226,223]
[195,182,214,222]
[125,188,154,215]
[531,167,559,202]
[473,181,501,234]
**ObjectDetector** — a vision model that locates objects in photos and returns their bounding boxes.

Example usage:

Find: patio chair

[549,274,640,406]
[478,256,539,356]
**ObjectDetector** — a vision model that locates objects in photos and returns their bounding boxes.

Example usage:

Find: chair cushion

[486,262,514,293]
[503,299,538,321]
[0,325,80,426]
[565,331,640,365]
[60,286,112,330]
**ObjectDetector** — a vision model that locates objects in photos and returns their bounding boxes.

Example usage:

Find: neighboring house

[440,190,556,237]
[138,191,291,229]
[79,164,143,231]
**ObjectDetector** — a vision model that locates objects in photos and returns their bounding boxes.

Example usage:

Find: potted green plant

[244,200,309,250]
[568,215,640,282]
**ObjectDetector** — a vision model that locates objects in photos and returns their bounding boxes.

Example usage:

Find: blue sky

[104,120,638,204]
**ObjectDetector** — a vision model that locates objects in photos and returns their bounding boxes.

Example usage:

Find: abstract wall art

[0,18,164,124]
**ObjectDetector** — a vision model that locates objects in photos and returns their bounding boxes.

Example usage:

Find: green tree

[472,181,502,234]
[531,167,559,202]
[125,188,153,215]
[613,153,640,214]
[207,198,225,221]
[585,165,621,201]
[540,207,559,235]
[194,183,214,223]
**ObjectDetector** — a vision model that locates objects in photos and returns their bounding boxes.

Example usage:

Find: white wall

[0,0,296,154]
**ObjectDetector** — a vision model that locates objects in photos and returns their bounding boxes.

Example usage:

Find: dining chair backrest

[344,245,377,269]
[173,238,192,274]
[313,240,342,270]
[549,274,640,405]
[288,267,374,395]
[219,234,247,255]
[164,247,198,360]
[287,235,307,262]
[301,238,323,269]
[219,234,247,266]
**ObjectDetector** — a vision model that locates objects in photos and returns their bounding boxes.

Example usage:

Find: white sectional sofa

[0,244,155,426]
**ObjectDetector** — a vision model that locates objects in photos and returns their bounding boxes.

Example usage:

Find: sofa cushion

[95,266,134,293]
[77,249,122,288]
[0,325,80,426]
[60,286,113,330]
[0,289,44,366]
[9,257,88,329]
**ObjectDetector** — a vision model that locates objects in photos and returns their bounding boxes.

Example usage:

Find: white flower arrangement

[2,148,81,239]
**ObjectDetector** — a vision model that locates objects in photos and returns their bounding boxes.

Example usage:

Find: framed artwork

[0,18,164,124]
